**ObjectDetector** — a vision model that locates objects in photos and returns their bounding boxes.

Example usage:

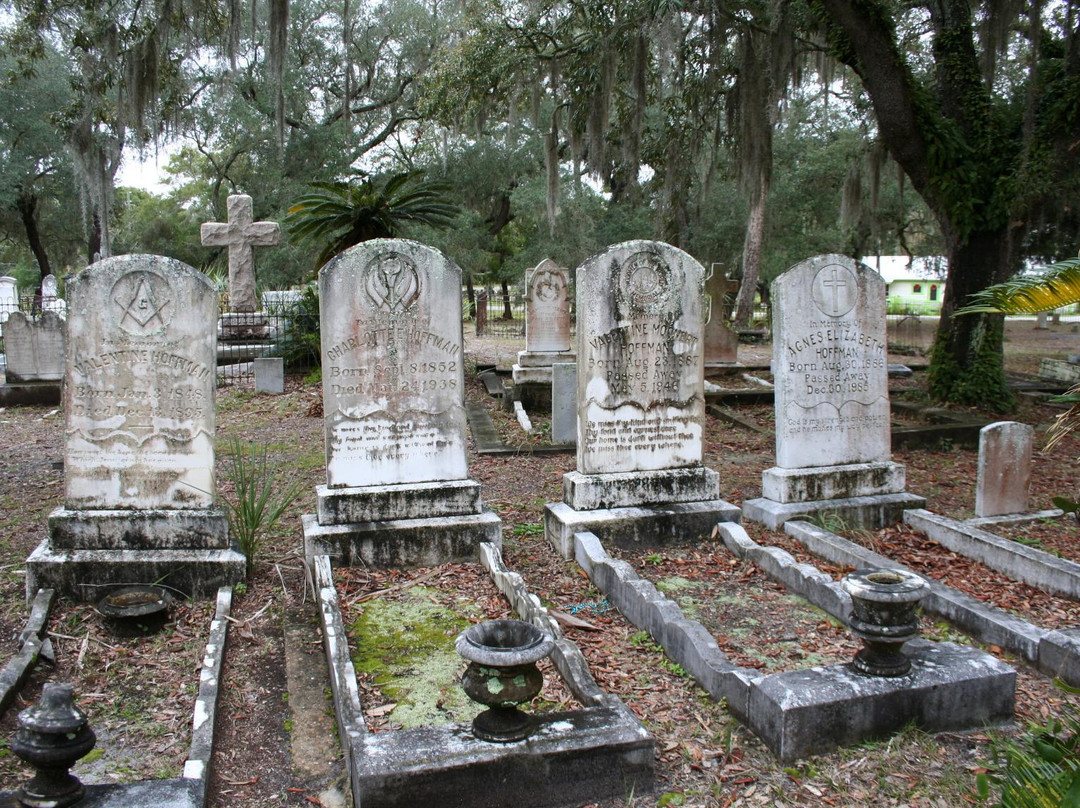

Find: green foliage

[219,437,305,574]
[273,282,321,369]
[286,171,459,268]
[976,685,1080,807]
[927,316,1015,412]
[957,257,1080,315]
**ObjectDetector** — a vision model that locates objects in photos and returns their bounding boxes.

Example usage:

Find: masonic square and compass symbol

[112,271,172,336]
[811,264,857,317]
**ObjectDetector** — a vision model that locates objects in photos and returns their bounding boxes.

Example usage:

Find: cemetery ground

[0,320,1078,807]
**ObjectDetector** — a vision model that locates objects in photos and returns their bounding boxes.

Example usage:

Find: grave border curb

[0,588,54,717]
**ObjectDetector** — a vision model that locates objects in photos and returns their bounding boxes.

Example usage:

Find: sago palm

[286,171,458,268]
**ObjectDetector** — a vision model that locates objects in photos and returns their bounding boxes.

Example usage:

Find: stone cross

[200,195,280,313]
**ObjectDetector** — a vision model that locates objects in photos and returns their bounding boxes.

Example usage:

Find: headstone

[513,259,576,410]
[742,254,925,529]
[26,254,243,601]
[1036,311,1049,330]
[255,356,285,394]
[0,276,18,334]
[40,274,66,318]
[544,241,738,557]
[200,194,280,313]
[3,311,64,383]
[302,239,501,567]
[975,421,1034,517]
[551,362,577,445]
[704,271,739,366]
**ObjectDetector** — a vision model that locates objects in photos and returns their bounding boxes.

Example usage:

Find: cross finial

[201,195,280,313]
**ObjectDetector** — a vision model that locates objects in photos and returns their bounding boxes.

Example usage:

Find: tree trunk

[734,176,767,328]
[16,188,52,282]
[466,275,476,320]
[500,280,512,320]
[88,211,103,265]
[926,226,1016,410]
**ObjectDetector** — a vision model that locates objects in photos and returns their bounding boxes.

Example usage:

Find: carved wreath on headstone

[111,271,173,337]
[364,251,421,314]
[531,267,565,303]
[616,251,671,315]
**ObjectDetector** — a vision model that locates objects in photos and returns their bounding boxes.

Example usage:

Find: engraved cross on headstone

[200,195,280,313]
[821,268,849,315]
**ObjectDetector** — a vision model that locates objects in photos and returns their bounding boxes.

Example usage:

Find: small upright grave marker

[544,241,737,557]
[975,421,1034,517]
[2,312,64,383]
[742,254,924,529]
[303,239,501,566]
[704,269,739,367]
[512,259,575,410]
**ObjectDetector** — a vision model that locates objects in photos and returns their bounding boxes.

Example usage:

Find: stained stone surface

[320,239,467,488]
[576,241,706,474]
[3,311,64,383]
[200,194,280,313]
[552,363,577,445]
[704,272,739,365]
[772,255,889,469]
[63,255,217,511]
[976,421,1034,517]
[525,258,572,353]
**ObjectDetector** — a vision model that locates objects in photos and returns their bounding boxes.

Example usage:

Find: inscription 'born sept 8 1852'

[63,255,218,511]
[577,241,706,474]
[320,239,467,488]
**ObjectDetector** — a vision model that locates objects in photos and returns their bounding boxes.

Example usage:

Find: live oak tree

[810,0,1080,407]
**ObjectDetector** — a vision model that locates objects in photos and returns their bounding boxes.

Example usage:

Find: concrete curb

[784,520,1080,686]
[904,508,1080,600]
[573,531,758,722]
[0,588,54,717]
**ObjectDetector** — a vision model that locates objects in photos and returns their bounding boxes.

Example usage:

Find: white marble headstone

[320,239,467,487]
[63,255,218,510]
[772,255,889,468]
[576,241,705,474]
[976,421,1034,517]
[525,259,572,353]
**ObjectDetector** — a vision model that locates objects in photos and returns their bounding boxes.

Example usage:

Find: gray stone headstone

[63,255,218,510]
[576,241,705,474]
[255,356,285,394]
[0,275,17,337]
[201,194,280,313]
[3,311,64,382]
[976,421,1034,517]
[551,362,577,445]
[525,259,571,353]
[772,255,890,468]
[320,239,467,488]
[40,274,66,318]
[704,271,739,365]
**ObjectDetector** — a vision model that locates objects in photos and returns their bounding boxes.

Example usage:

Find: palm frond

[958,257,1080,315]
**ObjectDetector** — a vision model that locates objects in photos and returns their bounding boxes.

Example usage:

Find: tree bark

[734,174,768,328]
[501,279,513,320]
[16,188,52,282]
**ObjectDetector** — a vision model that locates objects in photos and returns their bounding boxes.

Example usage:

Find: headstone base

[511,373,552,410]
[748,640,1014,762]
[0,381,61,406]
[219,312,270,340]
[316,480,483,524]
[704,361,744,373]
[353,704,653,808]
[302,510,502,567]
[48,507,230,550]
[25,542,245,603]
[741,492,926,530]
[1,778,200,808]
[544,500,740,559]
[761,461,906,503]
[564,468,721,510]
[516,349,576,368]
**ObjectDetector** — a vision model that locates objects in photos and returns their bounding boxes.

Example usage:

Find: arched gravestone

[303,239,501,567]
[742,254,925,529]
[544,241,738,558]
[512,258,576,410]
[27,255,243,601]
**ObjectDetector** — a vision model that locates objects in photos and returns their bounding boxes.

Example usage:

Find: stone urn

[841,568,929,677]
[11,683,97,808]
[96,585,172,637]
[456,619,555,743]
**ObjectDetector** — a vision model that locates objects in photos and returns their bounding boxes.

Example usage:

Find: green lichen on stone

[655,576,701,593]
[349,585,482,729]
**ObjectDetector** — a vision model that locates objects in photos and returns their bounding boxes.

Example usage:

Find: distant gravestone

[544,241,737,557]
[0,276,18,334]
[513,259,575,410]
[200,194,280,313]
[704,271,739,366]
[303,239,500,566]
[3,311,64,383]
[28,254,243,600]
[41,274,66,318]
[976,421,1034,517]
[255,356,285,394]
[742,254,924,529]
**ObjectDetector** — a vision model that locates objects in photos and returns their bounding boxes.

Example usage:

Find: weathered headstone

[975,421,1034,517]
[0,276,18,334]
[3,311,64,383]
[544,241,737,557]
[303,239,501,566]
[200,194,280,313]
[742,254,924,529]
[551,362,577,445]
[40,274,66,318]
[513,259,576,409]
[704,270,739,367]
[254,356,285,394]
[26,254,243,601]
